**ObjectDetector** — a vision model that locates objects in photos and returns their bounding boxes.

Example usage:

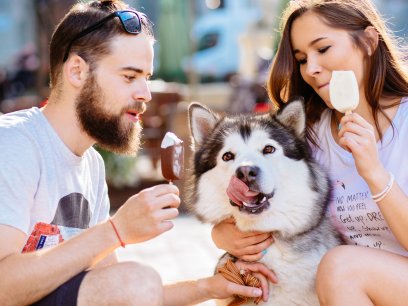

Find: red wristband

[109,219,126,248]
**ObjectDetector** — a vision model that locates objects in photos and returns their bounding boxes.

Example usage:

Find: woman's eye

[263,145,276,154]
[222,152,235,162]
[318,46,331,54]
[297,58,307,65]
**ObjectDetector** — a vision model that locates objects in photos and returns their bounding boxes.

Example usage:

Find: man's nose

[132,80,152,103]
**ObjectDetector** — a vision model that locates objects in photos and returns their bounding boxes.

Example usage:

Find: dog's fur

[186,100,341,305]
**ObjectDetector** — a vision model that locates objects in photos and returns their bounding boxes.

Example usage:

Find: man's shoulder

[0,107,42,132]
[84,147,107,176]
[0,107,45,157]
[87,146,105,164]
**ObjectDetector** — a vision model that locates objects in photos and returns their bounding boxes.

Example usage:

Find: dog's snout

[236,166,259,183]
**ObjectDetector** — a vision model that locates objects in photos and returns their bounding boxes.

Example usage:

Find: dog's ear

[188,102,219,145]
[275,98,306,136]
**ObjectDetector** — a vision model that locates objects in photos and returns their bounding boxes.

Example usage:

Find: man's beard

[75,73,144,155]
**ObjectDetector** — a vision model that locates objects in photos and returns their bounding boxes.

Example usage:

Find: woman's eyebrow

[293,37,328,54]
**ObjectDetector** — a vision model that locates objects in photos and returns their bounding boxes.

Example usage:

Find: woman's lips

[318,83,329,90]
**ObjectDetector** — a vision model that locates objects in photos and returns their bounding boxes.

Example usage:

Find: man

[0,1,275,305]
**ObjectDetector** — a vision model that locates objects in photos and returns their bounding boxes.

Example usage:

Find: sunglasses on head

[63,10,143,62]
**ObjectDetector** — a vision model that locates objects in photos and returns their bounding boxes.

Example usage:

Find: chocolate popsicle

[160,132,184,183]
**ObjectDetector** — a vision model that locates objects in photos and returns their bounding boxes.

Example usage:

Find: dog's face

[188,100,328,236]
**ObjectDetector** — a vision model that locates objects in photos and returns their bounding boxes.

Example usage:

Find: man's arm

[91,249,119,269]
[0,222,119,305]
[0,184,180,305]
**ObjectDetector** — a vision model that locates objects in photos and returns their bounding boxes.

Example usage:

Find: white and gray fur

[187,99,341,306]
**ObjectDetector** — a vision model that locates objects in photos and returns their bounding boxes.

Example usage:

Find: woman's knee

[316,245,357,293]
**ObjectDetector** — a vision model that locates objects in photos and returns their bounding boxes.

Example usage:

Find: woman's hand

[201,261,277,302]
[338,112,387,184]
[212,218,273,261]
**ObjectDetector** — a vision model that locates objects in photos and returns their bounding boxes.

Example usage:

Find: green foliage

[97,147,140,188]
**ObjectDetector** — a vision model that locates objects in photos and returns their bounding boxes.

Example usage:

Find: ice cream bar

[329,70,359,114]
[161,132,184,182]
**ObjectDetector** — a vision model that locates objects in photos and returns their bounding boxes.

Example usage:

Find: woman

[212,0,408,304]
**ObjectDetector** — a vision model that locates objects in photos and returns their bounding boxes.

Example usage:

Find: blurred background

[0,1,407,302]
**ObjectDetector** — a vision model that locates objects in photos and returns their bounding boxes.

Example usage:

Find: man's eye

[124,75,135,81]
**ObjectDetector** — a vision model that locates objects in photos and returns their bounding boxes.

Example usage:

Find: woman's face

[290,11,366,108]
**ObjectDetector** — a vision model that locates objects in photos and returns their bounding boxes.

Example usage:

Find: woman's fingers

[252,272,270,301]
[231,235,273,260]
[243,232,273,244]
[226,282,263,299]
[340,112,374,130]
[237,261,279,284]
[240,252,265,262]
[242,234,273,250]
[235,260,278,302]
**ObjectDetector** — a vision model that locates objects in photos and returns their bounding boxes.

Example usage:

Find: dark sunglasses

[63,10,143,62]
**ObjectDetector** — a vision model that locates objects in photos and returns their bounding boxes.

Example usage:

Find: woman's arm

[339,112,408,250]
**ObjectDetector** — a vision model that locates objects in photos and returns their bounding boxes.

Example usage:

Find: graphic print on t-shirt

[22,193,91,252]
[331,178,395,250]
[51,192,91,240]
[52,193,91,229]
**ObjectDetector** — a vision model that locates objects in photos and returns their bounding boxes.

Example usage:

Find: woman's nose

[305,56,322,77]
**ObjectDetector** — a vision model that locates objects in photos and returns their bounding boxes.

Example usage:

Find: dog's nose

[236,166,259,184]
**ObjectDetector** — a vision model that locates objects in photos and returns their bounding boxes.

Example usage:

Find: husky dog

[187,99,341,306]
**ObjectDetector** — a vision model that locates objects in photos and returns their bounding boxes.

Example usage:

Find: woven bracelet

[109,218,126,248]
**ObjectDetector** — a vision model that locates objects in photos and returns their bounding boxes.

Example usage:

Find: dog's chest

[256,239,322,305]
[261,239,323,275]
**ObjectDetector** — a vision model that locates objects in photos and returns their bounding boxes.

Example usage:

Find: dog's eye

[263,145,276,154]
[222,152,235,162]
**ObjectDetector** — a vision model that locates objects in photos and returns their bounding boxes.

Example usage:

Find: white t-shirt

[0,107,110,248]
[311,98,408,256]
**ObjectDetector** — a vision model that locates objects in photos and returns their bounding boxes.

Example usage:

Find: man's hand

[212,218,273,261]
[111,184,180,245]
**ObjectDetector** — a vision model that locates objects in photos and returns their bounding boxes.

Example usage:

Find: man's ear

[63,55,90,88]
[364,26,379,56]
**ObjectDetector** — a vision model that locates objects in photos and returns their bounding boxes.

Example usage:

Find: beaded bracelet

[109,218,126,248]
[371,172,394,203]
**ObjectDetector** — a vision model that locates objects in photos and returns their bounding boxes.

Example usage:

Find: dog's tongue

[227,176,259,205]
